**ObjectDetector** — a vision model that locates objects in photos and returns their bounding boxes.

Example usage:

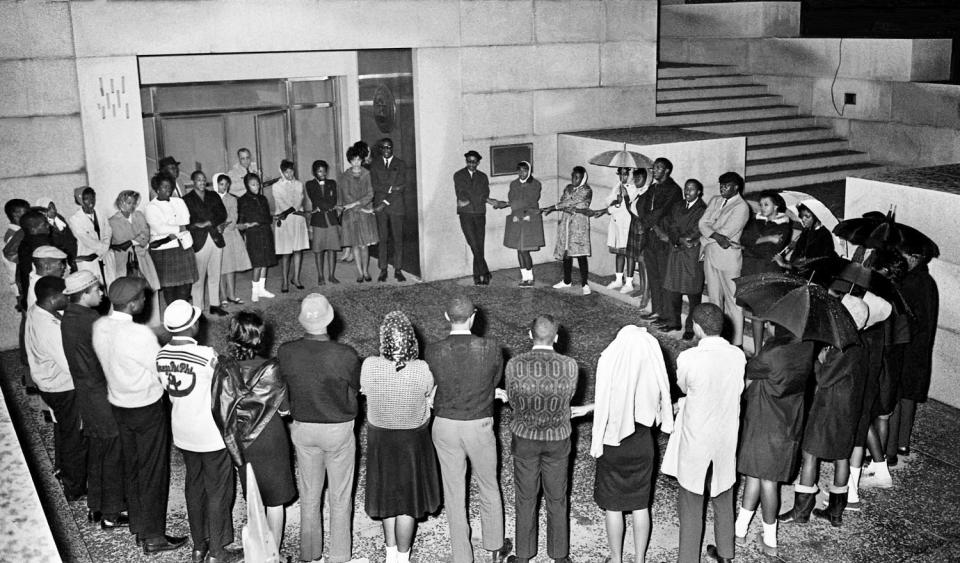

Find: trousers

[665,290,703,333]
[459,214,489,279]
[87,435,125,517]
[192,236,222,308]
[182,448,235,557]
[290,420,356,563]
[644,238,670,315]
[113,399,170,539]
[677,480,735,563]
[376,211,405,271]
[41,390,88,497]
[704,259,743,345]
[512,435,570,560]
[433,417,504,562]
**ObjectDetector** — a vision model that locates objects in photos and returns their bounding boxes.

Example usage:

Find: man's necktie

[92,212,101,237]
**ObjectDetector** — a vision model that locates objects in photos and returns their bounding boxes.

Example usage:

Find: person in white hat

[157,300,238,562]
[62,270,130,528]
[27,245,67,310]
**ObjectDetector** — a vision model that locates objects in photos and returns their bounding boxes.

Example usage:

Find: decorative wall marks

[96,75,131,120]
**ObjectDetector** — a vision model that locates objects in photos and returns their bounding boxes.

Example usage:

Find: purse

[126,249,142,279]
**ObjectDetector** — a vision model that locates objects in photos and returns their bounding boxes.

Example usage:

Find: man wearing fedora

[62,270,129,528]
[26,275,88,500]
[93,276,187,554]
[158,156,191,198]
[454,150,492,285]
[158,300,238,562]
[278,293,363,563]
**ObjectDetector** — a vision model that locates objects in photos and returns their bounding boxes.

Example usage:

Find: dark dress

[789,225,836,266]
[802,343,867,460]
[503,177,545,251]
[594,423,655,511]
[237,192,278,268]
[898,265,939,402]
[737,336,815,481]
[662,198,706,295]
[740,214,792,276]
[234,358,296,507]
[304,178,342,252]
[856,321,888,443]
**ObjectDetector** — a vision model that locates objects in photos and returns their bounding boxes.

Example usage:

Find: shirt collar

[449,329,472,335]
[532,344,554,351]
[109,310,132,321]
[8,224,20,232]
[170,336,198,345]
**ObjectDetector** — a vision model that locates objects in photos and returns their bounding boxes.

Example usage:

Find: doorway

[142,78,341,187]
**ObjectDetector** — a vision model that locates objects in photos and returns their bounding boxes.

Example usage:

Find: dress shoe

[87,510,101,523]
[142,534,188,554]
[491,538,513,562]
[378,269,389,282]
[654,320,681,331]
[191,540,208,563]
[329,276,340,284]
[100,513,130,529]
[289,279,305,290]
[356,276,365,283]
[640,312,659,321]
[474,277,482,285]
[364,274,372,282]
[682,331,695,341]
[204,551,243,563]
[706,544,733,563]
[208,306,228,317]
[480,274,491,285]
[506,557,529,563]
[395,271,406,282]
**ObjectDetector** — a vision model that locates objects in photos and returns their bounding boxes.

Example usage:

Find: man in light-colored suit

[698,172,750,346]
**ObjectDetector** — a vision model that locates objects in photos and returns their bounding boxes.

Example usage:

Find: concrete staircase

[657,63,885,192]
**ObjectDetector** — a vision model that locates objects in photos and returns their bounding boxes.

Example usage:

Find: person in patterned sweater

[505,315,578,563]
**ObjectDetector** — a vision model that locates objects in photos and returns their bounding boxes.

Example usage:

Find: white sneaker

[619,280,635,294]
[606,279,623,290]
[552,280,572,289]
[582,285,592,295]
[250,282,260,302]
[259,283,275,299]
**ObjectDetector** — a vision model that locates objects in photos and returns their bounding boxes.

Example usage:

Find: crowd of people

[1,144,942,563]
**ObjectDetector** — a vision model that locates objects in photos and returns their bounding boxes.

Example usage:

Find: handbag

[126,249,142,279]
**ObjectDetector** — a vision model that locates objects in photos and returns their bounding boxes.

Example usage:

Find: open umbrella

[588,144,654,170]
[833,208,939,258]
[798,256,910,315]
[734,272,860,349]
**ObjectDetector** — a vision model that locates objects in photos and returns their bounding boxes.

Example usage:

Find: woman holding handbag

[108,190,160,290]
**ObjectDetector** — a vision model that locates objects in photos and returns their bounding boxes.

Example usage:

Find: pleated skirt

[150,246,198,287]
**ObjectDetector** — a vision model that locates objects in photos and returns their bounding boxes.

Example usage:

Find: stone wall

[0,0,660,349]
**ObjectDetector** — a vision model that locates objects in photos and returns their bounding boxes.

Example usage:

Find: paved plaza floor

[2,263,958,562]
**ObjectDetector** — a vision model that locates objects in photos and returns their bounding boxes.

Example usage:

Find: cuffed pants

[113,399,170,540]
[433,417,504,563]
[644,239,670,315]
[704,260,743,345]
[376,211,405,271]
[290,420,356,563]
[87,434,125,518]
[459,214,489,279]
[677,482,735,563]
[192,237,222,308]
[40,390,87,497]
[182,448,235,558]
[512,435,570,561]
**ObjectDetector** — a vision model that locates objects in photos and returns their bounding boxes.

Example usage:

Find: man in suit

[698,171,751,346]
[182,171,228,317]
[371,137,407,282]
[454,150,492,285]
[425,296,511,563]
[640,157,683,322]
[505,315,578,563]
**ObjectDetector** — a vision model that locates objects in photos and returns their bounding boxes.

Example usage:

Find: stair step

[657,63,740,78]
[747,150,870,176]
[658,74,757,89]
[672,116,817,134]
[748,138,849,159]
[747,163,887,192]
[658,105,797,126]
[744,127,840,145]
[657,94,784,113]
[657,84,769,101]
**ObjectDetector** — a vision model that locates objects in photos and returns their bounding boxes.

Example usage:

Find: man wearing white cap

[62,270,129,528]
[278,293,363,563]
[26,275,88,500]
[157,300,238,562]
[27,245,67,309]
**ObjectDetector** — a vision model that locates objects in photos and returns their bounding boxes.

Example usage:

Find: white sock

[614,272,623,283]
[735,508,755,537]
[795,483,819,494]
[849,466,862,502]
[830,484,849,494]
[396,549,410,563]
[762,520,778,548]
[385,545,398,563]
[524,268,533,281]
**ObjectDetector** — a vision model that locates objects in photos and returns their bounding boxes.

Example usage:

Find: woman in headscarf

[212,311,295,551]
[502,161,544,286]
[544,165,593,295]
[360,311,440,563]
[108,190,159,290]
[212,173,251,305]
[571,325,674,563]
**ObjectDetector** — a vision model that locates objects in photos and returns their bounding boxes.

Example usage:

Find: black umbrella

[798,256,910,315]
[833,209,939,258]
[734,272,860,349]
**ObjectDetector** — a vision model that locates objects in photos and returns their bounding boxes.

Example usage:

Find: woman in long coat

[236,173,277,302]
[108,190,160,290]
[660,179,707,337]
[735,329,815,557]
[213,173,251,305]
[546,166,592,294]
[503,161,544,287]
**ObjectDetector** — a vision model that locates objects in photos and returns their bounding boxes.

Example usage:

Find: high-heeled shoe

[317,277,326,285]
[356,276,365,283]
[329,276,340,284]
[289,279,304,290]
[363,274,372,282]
